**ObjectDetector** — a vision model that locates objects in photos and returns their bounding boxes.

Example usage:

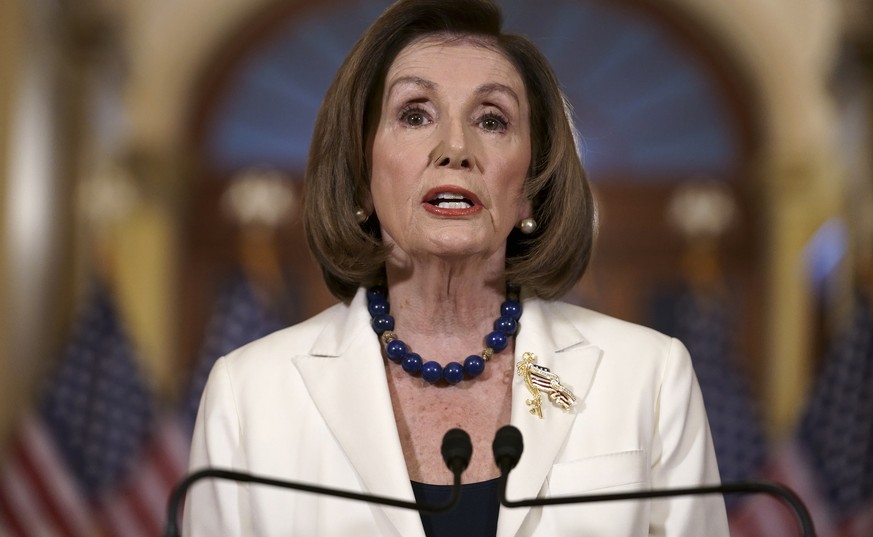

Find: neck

[384,264,506,338]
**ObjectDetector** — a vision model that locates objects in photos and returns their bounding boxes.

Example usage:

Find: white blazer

[185,288,729,536]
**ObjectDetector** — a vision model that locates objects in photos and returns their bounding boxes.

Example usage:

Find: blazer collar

[293,288,425,537]
[497,297,603,537]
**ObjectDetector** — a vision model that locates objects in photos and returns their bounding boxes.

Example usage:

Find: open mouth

[427,192,474,209]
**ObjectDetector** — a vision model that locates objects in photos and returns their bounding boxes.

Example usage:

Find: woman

[185,0,729,535]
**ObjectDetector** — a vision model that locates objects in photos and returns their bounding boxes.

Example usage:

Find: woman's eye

[399,107,430,127]
[479,113,508,132]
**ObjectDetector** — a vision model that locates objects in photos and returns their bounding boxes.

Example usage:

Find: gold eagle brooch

[516,352,577,418]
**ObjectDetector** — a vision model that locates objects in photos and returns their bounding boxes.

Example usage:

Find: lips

[422,186,483,216]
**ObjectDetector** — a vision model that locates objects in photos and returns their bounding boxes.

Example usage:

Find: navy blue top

[411,479,500,537]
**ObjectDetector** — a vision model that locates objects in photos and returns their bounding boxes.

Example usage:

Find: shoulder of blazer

[218,299,351,370]
[544,300,676,358]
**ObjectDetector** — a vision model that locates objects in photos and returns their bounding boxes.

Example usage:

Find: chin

[423,234,502,261]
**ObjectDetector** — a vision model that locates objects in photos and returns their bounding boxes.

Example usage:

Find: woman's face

[369,37,532,265]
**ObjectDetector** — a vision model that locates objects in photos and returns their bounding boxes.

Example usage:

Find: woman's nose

[434,119,474,170]
[437,154,471,169]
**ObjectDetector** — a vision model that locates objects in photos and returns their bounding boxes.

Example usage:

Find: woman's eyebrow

[476,83,520,106]
[386,76,437,96]
[385,77,520,107]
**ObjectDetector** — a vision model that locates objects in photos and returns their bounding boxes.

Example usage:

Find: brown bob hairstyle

[304,0,596,302]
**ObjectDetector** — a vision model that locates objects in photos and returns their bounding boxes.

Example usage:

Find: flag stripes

[0,415,97,537]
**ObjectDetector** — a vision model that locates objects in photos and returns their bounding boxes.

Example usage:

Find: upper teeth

[433,192,472,209]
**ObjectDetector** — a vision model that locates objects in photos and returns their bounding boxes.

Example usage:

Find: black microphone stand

[165,428,473,537]
[492,425,817,537]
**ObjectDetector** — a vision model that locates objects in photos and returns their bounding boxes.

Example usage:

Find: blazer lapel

[292,289,424,537]
[497,298,602,537]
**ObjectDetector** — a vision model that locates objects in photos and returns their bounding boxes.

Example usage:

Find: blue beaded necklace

[366,285,522,385]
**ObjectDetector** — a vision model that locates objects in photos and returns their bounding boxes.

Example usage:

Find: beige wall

[1,0,74,444]
[0,0,25,444]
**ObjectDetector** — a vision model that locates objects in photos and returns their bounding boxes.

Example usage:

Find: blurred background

[0,0,871,535]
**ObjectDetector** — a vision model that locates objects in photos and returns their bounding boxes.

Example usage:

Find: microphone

[492,425,816,537]
[165,428,472,537]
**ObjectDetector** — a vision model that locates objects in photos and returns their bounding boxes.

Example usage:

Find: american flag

[731,289,873,537]
[180,272,287,434]
[796,289,873,536]
[0,279,187,537]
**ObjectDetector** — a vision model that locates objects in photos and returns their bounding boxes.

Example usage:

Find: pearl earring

[518,217,537,234]
[354,207,369,224]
